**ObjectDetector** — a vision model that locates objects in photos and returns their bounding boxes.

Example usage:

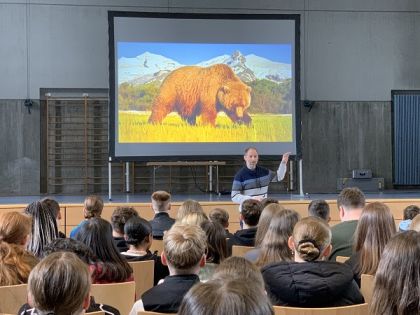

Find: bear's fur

[148,64,252,126]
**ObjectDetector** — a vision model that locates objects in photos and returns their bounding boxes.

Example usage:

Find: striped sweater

[231,162,287,204]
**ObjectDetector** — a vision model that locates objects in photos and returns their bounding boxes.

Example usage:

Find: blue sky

[118,42,292,64]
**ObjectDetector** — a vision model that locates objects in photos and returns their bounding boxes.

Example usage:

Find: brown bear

[148,64,252,126]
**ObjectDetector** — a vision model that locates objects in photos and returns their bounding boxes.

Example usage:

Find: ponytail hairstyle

[291,216,331,262]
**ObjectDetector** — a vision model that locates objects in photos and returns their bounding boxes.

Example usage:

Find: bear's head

[217,82,252,123]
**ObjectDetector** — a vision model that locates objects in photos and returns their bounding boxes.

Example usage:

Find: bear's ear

[220,85,230,94]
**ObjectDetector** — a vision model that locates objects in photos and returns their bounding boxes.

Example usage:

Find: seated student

[19,238,120,315]
[227,199,262,252]
[345,202,396,286]
[260,197,280,209]
[75,217,133,284]
[111,206,139,252]
[24,201,59,258]
[0,241,38,286]
[178,278,274,315]
[179,212,209,226]
[20,252,91,315]
[370,231,419,315]
[399,204,420,232]
[129,224,207,315]
[120,216,169,285]
[199,221,228,282]
[209,207,234,238]
[308,199,331,223]
[150,191,175,239]
[177,199,205,221]
[40,198,66,238]
[0,211,32,247]
[262,217,364,307]
[70,195,103,239]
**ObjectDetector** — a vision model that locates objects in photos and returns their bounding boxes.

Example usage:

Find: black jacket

[227,227,257,255]
[262,261,364,307]
[113,236,129,252]
[150,212,175,240]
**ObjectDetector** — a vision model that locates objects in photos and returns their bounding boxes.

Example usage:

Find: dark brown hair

[337,187,365,210]
[110,206,138,234]
[241,199,263,227]
[200,221,228,264]
[83,195,103,219]
[209,208,229,228]
[308,199,330,222]
[403,205,420,220]
[151,190,171,212]
[254,203,284,247]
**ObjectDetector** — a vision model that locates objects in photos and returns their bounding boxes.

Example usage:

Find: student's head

[209,208,229,229]
[124,216,152,249]
[254,203,284,247]
[240,199,263,227]
[75,217,132,282]
[24,201,59,258]
[83,195,103,219]
[403,205,420,220]
[308,199,330,222]
[370,231,420,315]
[289,217,332,262]
[0,211,32,246]
[410,214,420,232]
[177,199,204,220]
[179,212,209,226]
[42,238,96,265]
[0,241,38,286]
[260,198,279,209]
[244,147,259,170]
[162,224,206,274]
[337,187,365,220]
[200,221,227,264]
[256,209,300,267]
[212,256,265,290]
[110,206,138,235]
[28,252,91,315]
[353,202,396,275]
[151,190,172,212]
[178,279,274,315]
[40,198,61,220]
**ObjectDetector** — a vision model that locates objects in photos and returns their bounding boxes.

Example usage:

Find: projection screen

[109,12,301,161]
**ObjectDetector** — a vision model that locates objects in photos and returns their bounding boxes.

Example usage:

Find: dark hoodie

[227,227,257,255]
[261,261,364,307]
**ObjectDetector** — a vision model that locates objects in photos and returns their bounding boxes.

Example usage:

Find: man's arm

[274,152,290,181]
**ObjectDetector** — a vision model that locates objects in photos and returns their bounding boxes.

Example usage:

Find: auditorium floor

[1,190,419,205]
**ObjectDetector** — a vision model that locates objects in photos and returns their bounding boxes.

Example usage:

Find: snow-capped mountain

[118,50,291,85]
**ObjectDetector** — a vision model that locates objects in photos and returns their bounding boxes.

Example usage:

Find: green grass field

[118,111,292,143]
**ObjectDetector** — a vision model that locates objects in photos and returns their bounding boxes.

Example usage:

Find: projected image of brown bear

[148,64,252,126]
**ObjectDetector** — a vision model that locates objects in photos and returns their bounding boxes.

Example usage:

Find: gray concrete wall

[0,0,419,194]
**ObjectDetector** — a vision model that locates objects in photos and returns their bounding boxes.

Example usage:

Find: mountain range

[118,50,291,85]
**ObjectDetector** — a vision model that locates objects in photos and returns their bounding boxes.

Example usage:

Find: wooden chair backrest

[91,281,135,315]
[335,256,350,263]
[86,312,105,315]
[0,284,28,314]
[137,311,176,315]
[150,239,164,254]
[273,303,369,315]
[360,274,374,304]
[231,245,254,257]
[128,260,155,298]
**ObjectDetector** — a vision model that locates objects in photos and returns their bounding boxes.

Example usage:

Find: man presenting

[231,147,290,204]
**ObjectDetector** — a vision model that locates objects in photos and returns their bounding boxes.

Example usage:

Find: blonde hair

[83,195,103,219]
[163,224,206,270]
[292,217,331,262]
[254,203,284,247]
[177,199,204,220]
[0,242,38,286]
[28,252,91,315]
[0,212,32,245]
[179,212,209,226]
[151,190,171,212]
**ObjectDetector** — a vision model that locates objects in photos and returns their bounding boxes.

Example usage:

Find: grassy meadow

[118,111,293,143]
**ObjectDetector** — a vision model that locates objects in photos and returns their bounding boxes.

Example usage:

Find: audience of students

[308,199,331,223]
[199,220,228,281]
[129,224,206,314]
[328,187,365,261]
[370,231,420,315]
[120,216,169,284]
[0,211,32,246]
[24,201,59,258]
[150,190,175,239]
[111,206,139,252]
[262,216,364,307]
[345,202,396,286]
[398,204,419,232]
[70,195,103,238]
[208,207,233,238]
[75,217,133,283]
